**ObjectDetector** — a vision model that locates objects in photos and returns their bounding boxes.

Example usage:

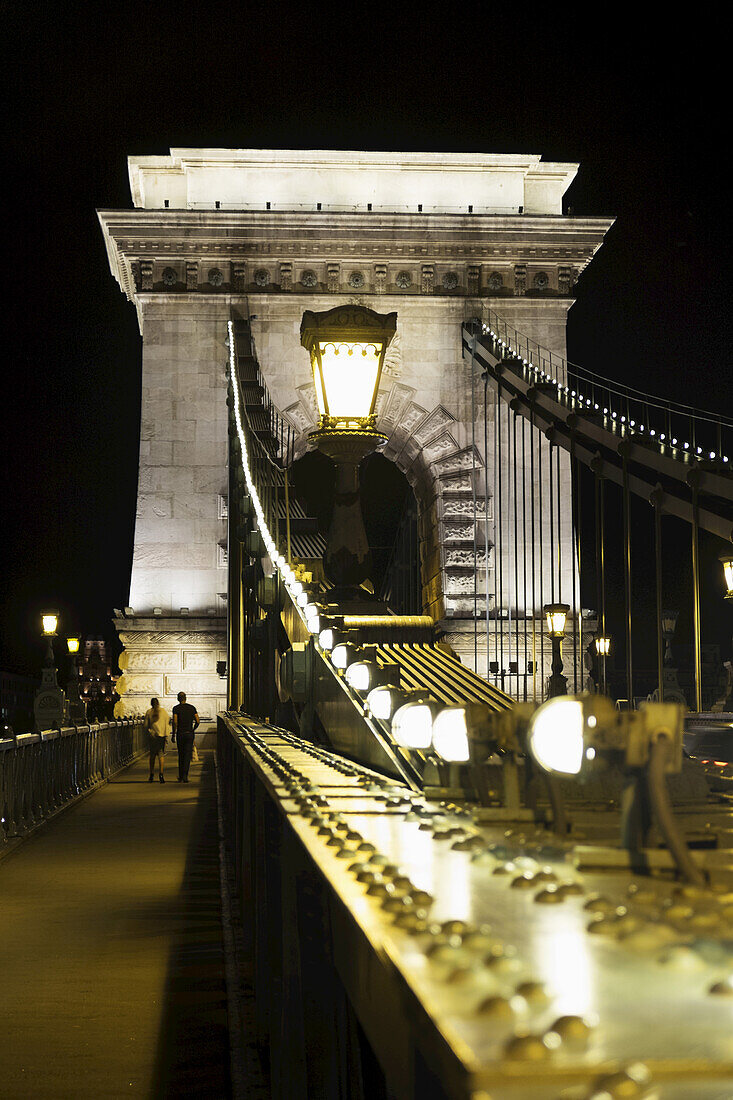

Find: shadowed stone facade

[99,149,612,711]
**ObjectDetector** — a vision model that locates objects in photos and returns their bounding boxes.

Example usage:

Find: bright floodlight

[595,636,611,657]
[318,627,336,650]
[366,686,401,721]
[331,642,357,671]
[431,707,470,763]
[290,580,304,597]
[527,697,585,776]
[297,591,309,608]
[304,602,319,620]
[345,661,375,693]
[392,702,434,750]
[307,615,321,635]
[720,551,733,599]
[41,612,58,636]
[66,636,80,654]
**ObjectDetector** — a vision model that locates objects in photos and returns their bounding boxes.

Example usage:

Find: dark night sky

[1,5,730,677]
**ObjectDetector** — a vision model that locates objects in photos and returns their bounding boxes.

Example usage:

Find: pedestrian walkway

[0,742,232,1098]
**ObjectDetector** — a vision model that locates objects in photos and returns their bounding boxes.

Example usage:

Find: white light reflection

[531,921,595,1015]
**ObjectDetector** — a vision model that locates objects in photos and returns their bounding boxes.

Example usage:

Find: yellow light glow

[66,637,80,654]
[595,636,610,656]
[41,613,58,636]
[544,603,569,638]
[316,342,381,420]
[721,554,733,598]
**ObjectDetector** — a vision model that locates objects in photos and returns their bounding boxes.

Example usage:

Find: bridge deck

[0,743,237,1098]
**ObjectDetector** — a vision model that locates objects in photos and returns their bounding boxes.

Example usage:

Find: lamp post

[594,634,611,696]
[65,636,86,723]
[544,602,569,698]
[33,611,66,731]
[721,550,733,600]
[301,305,397,602]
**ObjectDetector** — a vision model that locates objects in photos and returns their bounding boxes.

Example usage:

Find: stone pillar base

[113,615,227,731]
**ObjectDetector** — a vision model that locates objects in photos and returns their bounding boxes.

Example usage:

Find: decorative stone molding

[421,265,434,295]
[442,271,459,291]
[301,269,317,288]
[131,261,141,291]
[326,263,340,292]
[374,263,387,293]
[348,270,365,289]
[186,262,198,291]
[162,266,177,287]
[396,270,412,289]
[467,265,480,296]
[254,268,269,287]
[140,260,153,291]
[208,267,224,287]
[533,270,549,291]
[233,262,246,291]
[488,271,503,291]
[514,264,527,296]
[279,262,292,291]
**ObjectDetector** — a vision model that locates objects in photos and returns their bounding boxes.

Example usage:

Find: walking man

[172,691,200,783]
[144,697,169,783]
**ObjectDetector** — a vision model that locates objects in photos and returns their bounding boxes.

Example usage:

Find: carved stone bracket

[280,262,293,291]
[186,262,198,291]
[514,264,527,297]
[421,264,434,295]
[140,261,153,291]
[467,265,480,297]
[233,263,246,292]
[327,263,340,293]
[374,263,387,294]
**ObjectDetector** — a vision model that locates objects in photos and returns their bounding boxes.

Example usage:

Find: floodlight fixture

[392,700,439,750]
[720,550,733,599]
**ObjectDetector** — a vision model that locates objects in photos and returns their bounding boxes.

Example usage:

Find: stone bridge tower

[99,149,612,721]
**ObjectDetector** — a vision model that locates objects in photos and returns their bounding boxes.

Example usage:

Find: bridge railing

[484,308,733,463]
[0,719,146,844]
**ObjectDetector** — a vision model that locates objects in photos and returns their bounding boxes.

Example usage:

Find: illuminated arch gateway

[99,149,612,724]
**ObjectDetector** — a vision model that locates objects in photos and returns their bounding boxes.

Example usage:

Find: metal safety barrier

[0,718,146,843]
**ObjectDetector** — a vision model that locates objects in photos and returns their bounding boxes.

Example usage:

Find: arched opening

[289,450,420,611]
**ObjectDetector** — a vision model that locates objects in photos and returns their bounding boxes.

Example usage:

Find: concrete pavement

[0,743,232,1098]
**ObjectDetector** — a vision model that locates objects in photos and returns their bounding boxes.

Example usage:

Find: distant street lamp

[720,550,733,600]
[662,609,679,666]
[65,636,86,723]
[301,304,397,600]
[544,602,569,698]
[34,610,66,731]
[594,634,611,696]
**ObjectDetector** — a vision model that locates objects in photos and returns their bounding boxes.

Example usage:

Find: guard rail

[0,718,146,844]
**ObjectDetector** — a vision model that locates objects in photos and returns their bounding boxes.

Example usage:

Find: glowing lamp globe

[66,636,80,654]
[300,305,397,431]
[595,636,611,657]
[544,603,570,639]
[41,612,59,636]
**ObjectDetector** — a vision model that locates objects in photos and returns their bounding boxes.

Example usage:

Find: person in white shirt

[144,697,170,784]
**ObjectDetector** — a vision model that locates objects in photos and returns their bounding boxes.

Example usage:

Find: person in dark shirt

[171,691,200,782]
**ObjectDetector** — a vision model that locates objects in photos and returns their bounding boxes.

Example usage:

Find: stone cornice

[98,209,613,305]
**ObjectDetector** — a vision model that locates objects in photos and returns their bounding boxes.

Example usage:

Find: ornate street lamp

[34,610,66,731]
[544,602,569,698]
[65,636,86,723]
[662,609,679,666]
[720,550,733,600]
[594,634,611,696]
[301,304,397,600]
